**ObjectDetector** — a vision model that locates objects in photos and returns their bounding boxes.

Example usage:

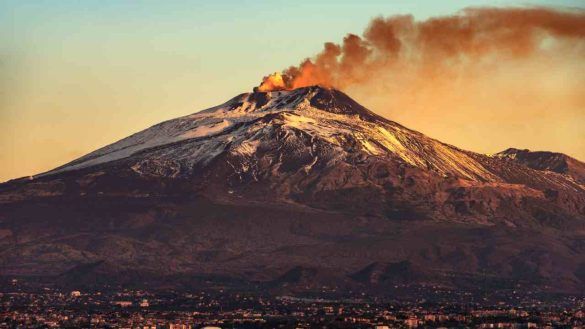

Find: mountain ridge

[0,86,584,294]
[496,147,585,184]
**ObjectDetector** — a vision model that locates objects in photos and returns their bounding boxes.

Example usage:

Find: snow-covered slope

[43,86,500,182]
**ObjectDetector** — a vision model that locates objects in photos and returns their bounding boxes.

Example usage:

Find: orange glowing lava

[257,72,287,92]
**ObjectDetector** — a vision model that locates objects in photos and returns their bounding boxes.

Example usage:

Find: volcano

[1,86,584,294]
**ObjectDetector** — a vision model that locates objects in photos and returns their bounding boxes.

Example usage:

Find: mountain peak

[32,87,584,193]
[38,86,504,182]
[222,86,387,123]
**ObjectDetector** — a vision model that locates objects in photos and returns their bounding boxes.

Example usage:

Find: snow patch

[181,120,231,138]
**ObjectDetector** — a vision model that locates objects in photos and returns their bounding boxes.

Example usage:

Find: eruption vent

[257,72,287,92]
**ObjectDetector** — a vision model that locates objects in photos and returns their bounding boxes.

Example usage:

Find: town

[1,279,583,328]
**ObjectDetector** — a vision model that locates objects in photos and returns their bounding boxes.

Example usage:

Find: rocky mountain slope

[496,148,585,185]
[1,86,584,294]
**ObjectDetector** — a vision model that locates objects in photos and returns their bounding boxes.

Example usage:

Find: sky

[1,0,584,182]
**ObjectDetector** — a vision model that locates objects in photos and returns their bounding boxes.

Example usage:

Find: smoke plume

[257,7,585,159]
[259,7,585,91]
